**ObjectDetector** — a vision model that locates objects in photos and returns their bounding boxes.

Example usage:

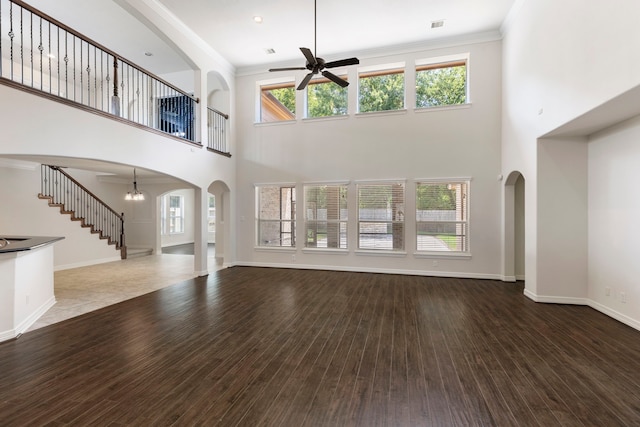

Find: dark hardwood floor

[1,267,639,426]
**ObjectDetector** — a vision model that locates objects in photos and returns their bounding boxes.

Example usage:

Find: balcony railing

[0,0,198,144]
[207,107,230,156]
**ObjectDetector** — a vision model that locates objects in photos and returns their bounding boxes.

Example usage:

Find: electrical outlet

[605,287,610,296]
[291,254,296,262]
[620,292,627,303]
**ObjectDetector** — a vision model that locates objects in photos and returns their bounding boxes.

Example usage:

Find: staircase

[38,165,127,259]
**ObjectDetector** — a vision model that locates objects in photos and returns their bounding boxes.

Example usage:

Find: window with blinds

[357,182,405,250]
[415,60,467,108]
[358,67,405,113]
[306,77,348,118]
[416,181,469,252]
[260,82,296,123]
[304,184,348,249]
[256,185,296,247]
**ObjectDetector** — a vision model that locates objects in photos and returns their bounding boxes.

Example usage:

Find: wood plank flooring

[1,267,640,426]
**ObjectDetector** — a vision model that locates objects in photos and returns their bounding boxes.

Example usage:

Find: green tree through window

[358,69,404,113]
[307,78,347,118]
[416,61,466,108]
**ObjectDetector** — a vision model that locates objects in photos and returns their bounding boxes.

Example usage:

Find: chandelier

[125,168,145,201]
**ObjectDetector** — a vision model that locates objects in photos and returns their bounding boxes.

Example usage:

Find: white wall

[0,164,124,269]
[588,115,640,329]
[502,0,640,327]
[234,40,503,278]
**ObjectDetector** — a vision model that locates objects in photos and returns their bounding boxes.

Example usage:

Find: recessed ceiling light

[253,16,263,24]
[264,48,276,55]
[144,52,153,56]
[431,20,445,29]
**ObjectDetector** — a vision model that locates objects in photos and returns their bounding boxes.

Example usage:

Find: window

[260,82,295,122]
[416,181,469,252]
[358,67,405,113]
[257,185,296,247]
[416,60,467,108]
[161,194,184,235]
[357,182,405,250]
[304,184,348,249]
[306,77,348,118]
[208,195,216,233]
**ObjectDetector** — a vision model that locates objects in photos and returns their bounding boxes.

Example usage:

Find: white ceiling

[6,0,516,179]
[156,0,517,70]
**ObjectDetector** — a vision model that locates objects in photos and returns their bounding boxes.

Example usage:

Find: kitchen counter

[1,235,64,342]
[0,235,65,253]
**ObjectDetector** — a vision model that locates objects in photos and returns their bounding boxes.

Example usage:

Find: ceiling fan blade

[300,47,317,66]
[324,57,360,69]
[269,67,308,72]
[322,71,349,88]
[297,72,315,90]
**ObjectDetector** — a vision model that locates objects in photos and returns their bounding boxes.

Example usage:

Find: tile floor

[28,252,223,332]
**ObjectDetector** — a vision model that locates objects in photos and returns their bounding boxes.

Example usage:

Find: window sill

[254,119,297,127]
[302,115,349,123]
[414,103,472,114]
[414,251,472,260]
[355,109,408,118]
[302,248,349,255]
[355,249,407,257]
[254,246,296,253]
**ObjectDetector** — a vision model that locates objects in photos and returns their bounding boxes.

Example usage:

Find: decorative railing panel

[0,0,197,143]
[207,107,230,156]
[39,165,126,258]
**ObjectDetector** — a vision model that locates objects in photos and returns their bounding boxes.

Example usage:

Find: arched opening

[503,171,525,282]
[208,180,231,268]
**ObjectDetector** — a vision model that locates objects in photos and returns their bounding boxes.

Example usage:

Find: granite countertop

[0,235,65,253]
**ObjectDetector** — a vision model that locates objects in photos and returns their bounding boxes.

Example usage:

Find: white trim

[355,178,407,185]
[355,249,407,257]
[15,296,56,336]
[415,52,470,67]
[302,180,351,186]
[358,61,405,74]
[414,251,472,259]
[502,275,517,282]
[414,103,472,114]
[54,255,122,271]
[234,261,502,280]
[254,182,297,188]
[355,109,408,119]
[589,300,640,332]
[254,246,297,253]
[302,115,349,123]
[414,176,473,183]
[1,296,57,342]
[301,248,349,255]
[254,120,297,127]
[523,290,640,332]
[523,290,588,305]
[516,274,525,281]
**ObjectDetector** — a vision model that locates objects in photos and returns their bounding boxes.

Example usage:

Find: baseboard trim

[502,275,517,282]
[0,296,56,343]
[233,261,502,280]
[588,300,640,331]
[524,289,640,332]
[55,256,122,271]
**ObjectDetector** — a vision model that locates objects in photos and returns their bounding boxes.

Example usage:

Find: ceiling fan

[268,0,360,90]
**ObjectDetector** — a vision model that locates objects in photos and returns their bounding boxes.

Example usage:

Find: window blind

[416,181,468,252]
[304,184,348,249]
[357,182,405,250]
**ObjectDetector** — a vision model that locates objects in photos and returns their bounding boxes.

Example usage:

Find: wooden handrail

[207,107,229,120]
[47,165,124,221]
[9,0,199,103]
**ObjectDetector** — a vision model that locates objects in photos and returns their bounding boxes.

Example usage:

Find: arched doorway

[503,171,525,282]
